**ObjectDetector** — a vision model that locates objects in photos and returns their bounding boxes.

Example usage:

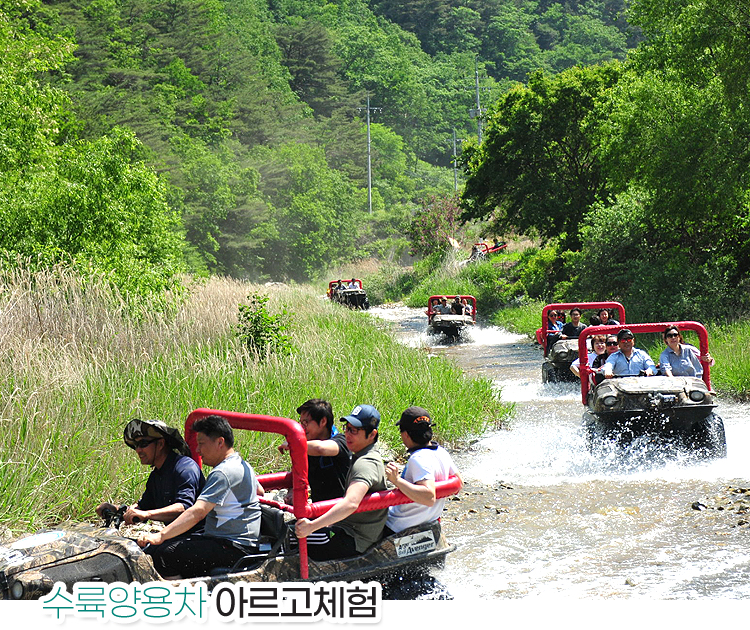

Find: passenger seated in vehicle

[451,296,464,315]
[570,335,606,378]
[546,310,564,351]
[136,415,262,579]
[435,297,452,314]
[383,407,462,535]
[97,419,205,540]
[294,405,388,560]
[461,298,473,317]
[562,308,586,338]
[277,399,351,503]
[659,325,714,378]
[598,309,620,326]
[589,315,601,326]
[603,329,656,378]
[347,280,359,289]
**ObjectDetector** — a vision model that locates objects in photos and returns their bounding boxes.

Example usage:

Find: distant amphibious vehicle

[426,295,476,340]
[537,301,626,383]
[328,279,369,310]
[0,409,461,600]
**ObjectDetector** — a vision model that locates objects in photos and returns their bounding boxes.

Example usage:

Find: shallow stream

[370,305,750,600]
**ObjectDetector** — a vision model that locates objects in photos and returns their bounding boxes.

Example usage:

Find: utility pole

[474,58,483,144]
[452,129,463,192]
[468,58,488,144]
[357,94,382,213]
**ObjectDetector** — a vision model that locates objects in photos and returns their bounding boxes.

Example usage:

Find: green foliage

[407,194,466,257]
[235,292,295,359]
[461,63,622,250]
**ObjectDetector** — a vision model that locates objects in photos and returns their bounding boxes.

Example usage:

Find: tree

[460,63,621,249]
[407,194,465,257]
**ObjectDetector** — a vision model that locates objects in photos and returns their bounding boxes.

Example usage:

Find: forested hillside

[460,0,750,323]
[0,0,636,287]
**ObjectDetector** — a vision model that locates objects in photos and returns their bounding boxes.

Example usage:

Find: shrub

[235,293,295,359]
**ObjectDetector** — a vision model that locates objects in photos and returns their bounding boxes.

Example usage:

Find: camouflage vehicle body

[328,279,369,310]
[0,409,461,600]
[542,338,579,383]
[426,295,476,340]
[537,302,625,383]
[0,519,452,600]
[577,323,726,458]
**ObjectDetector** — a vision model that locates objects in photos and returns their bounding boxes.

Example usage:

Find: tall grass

[0,268,510,536]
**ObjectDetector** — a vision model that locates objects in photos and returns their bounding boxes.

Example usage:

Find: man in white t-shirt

[384,407,463,534]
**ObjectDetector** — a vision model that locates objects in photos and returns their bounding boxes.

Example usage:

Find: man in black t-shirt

[278,399,351,503]
[561,307,587,338]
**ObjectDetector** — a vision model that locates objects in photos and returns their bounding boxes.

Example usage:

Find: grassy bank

[0,268,510,535]
[491,300,750,399]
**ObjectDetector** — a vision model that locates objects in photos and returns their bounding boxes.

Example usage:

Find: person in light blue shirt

[659,325,714,377]
[603,328,656,378]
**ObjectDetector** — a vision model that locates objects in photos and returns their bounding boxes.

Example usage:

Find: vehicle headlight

[603,396,618,407]
[10,580,24,600]
[689,390,705,402]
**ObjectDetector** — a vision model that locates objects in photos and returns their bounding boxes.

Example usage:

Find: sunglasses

[666,332,680,339]
[344,424,362,435]
[133,439,157,449]
[606,341,618,346]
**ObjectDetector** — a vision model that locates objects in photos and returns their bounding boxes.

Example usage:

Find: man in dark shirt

[561,307,587,338]
[97,418,205,532]
[278,399,351,503]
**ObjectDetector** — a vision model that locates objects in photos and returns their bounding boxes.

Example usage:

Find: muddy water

[370,305,750,600]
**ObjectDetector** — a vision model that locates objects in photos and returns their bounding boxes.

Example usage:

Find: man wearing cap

[294,404,388,560]
[96,418,205,528]
[277,399,351,503]
[603,328,656,378]
[384,407,463,534]
[435,297,452,314]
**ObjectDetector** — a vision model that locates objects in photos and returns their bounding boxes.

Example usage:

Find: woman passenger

[570,334,607,378]
[659,325,714,377]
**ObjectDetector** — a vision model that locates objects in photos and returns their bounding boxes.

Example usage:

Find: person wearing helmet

[96,418,205,529]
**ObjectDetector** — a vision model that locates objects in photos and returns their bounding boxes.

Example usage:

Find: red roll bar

[184,408,462,579]
[537,301,625,353]
[426,295,477,323]
[576,322,712,405]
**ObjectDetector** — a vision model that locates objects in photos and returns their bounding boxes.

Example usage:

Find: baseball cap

[617,328,634,341]
[396,406,432,431]
[341,404,381,431]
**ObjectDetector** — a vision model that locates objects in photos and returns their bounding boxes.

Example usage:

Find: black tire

[685,412,727,459]
[542,362,557,383]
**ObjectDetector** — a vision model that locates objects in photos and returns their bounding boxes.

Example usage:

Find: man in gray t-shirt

[137,415,261,578]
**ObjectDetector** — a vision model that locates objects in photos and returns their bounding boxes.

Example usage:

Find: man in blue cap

[294,404,388,560]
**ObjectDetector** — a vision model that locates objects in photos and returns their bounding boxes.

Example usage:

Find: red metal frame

[473,242,507,255]
[426,295,477,323]
[327,279,362,297]
[576,322,712,405]
[536,301,625,352]
[184,408,462,580]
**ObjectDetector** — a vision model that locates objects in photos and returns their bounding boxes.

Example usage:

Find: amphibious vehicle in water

[0,409,461,600]
[328,279,370,310]
[576,323,726,458]
[536,302,626,383]
[426,295,476,340]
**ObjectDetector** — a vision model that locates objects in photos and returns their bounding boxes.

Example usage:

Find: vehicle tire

[581,411,605,453]
[685,412,727,459]
[542,363,557,383]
